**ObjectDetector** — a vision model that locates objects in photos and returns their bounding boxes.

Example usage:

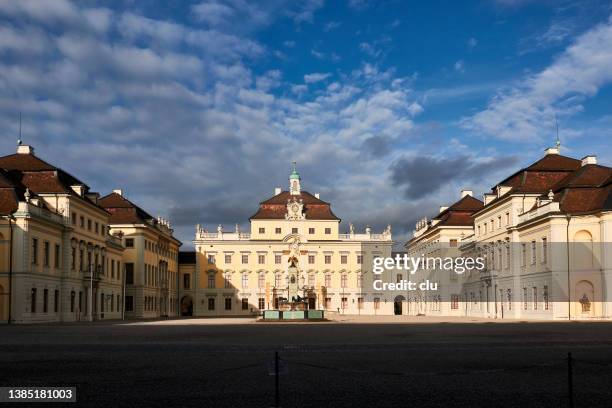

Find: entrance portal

[181,296,193,316]
[394,295,406,315]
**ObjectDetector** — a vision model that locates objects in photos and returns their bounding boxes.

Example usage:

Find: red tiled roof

[495,154,581,192]
[433,195,483,227]
[250,190,340,220]
[99,192,155,224]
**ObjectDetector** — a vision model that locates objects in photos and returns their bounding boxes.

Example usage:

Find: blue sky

[0,0,611,247]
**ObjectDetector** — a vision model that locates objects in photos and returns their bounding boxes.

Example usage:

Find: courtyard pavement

[1,315,612,407]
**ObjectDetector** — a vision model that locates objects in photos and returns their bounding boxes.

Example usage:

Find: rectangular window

[208,298,215,311]
[54,244,60,268]
[207,255,216,264]
[341,274,347,288]
[505,212,510,225]
[87,219,92,231]
[31,238,38,265]
[324,274,331,287]
[357,297,364,309]
[308,227,315,234]
[357,254,363,264]
[325,228,331,234]
[80,216,84,228]
[111,260,115,278]
[521,244,527,266]
[258,298,265,310]
[357,274,363,288]
[70,291,75,312]
[341,255,347,264]
[39,245,50,269]
[451,294,459,310]
[542,238,548,263]
[341,297,348,310]
[533,287,538,310]
[224,298,232,311]
[449,239,457,247]
[95,222,99,234]
[531,241,536,264]
[308,274,315,287]
[54,290,59,313]
[308,255,315,264]
[292,228,298,234]
[274,254,281,264]
[324,255,331,264]
[71,247,76,270]
[498,216,502,229]
[258,254,265,264]
[259,227,265,234]
[275,227,281,234]
[208,274,215,289]
[242,298,249,310]
[183,274,191,289]
[125,238,134,248]
[544,285,549,310]
[125,296,134,312]
[225,254,232,264]
[71,212,77,225]
[242,274,248,288]
[224,274,231,288]
[523,287,528,310]
[242,254,249,264]
[43,289,48,313]
[374,298,380,310]
[125,263,134,284]
[31,288,37,313]
[324,297,331,309]
[258,273,265,288]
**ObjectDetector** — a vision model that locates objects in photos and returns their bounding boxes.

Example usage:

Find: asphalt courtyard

[1,315,612,408]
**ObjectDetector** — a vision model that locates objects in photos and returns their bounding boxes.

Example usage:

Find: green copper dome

[289,162,300,179]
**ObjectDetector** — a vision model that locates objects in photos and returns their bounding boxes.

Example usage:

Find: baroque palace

[1,141,611,323]
[406,144,612,320]
[180,165,394,316]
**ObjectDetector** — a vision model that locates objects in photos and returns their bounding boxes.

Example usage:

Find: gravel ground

[1,316,612,407]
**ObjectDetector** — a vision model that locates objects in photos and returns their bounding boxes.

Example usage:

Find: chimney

[461,189,473,198]
[17,144,34,155]
[544,146,559,155]
[274,187,281,195]
[581,155,597,166]
[113,189,123,196]
[314,193,320,199]
[439,206,448,213]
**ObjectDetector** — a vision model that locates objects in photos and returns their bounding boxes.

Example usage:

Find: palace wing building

[0,144,124,323]
[99,191,181,320]
[183,166,394,316]
[407,145,612,320]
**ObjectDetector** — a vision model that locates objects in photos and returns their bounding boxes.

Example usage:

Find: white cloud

[461,17,612,140]
[324,21,341,31]
[454,60,465,72]
[304,72,331,83]
[467,37,477,48]
[408,102,424,116]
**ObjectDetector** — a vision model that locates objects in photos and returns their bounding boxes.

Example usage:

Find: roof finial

[17,112,22,146]
[555,115,560,150]
[292,161,297,172]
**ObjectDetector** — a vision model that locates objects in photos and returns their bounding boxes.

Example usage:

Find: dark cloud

[361,135,392,157]
[390,154,519,199]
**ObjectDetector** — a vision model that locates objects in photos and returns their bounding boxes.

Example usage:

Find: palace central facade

[180,166,394,316]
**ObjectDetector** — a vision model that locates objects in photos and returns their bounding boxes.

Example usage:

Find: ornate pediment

[285,198,305,220]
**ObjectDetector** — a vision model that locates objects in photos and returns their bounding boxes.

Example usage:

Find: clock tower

[289,161,301,195]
